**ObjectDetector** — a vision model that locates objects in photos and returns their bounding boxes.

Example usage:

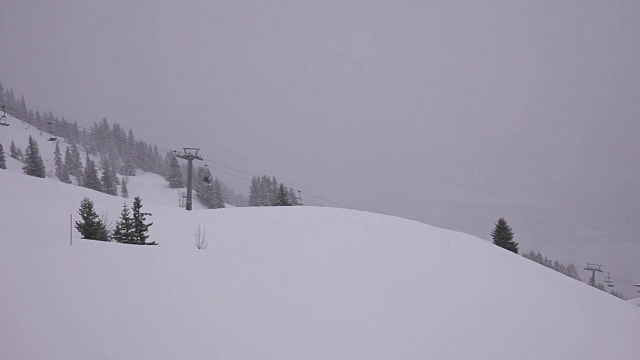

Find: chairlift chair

[0,106,8,126]
[47,122,57,141]
[203,164,212,183]
[604,273,614,288]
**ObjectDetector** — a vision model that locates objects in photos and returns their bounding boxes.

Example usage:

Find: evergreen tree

[0,142,6,170]
[131,196,154,245]
[111,159,120,186]
[248,177,260,206]
[82,155,102,192]
[111,203,134,243]
[63,146,75,181]
[275,183,292,206]
[100,159,118,195]
[121,155,136,176]
[491,218,518,254]
[260,175,272,206]
[10,140,23,161]
[22,136,46,178]
[75,197,109,240]
[166,156,183,188]
[59,160,72,184]
[121,176,129,198]
[53,142,64,180]
[68,143,83,181]
[195,166,213,207]
[211,178,225,209]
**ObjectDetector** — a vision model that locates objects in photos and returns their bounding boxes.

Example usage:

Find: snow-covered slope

[0,168,639,360]
[0,114,208,209]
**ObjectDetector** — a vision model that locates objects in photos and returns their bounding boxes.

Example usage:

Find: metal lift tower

[176,148,203,211]
[584,263,603,286]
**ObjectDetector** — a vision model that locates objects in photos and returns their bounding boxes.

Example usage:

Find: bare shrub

[194,224,208,250]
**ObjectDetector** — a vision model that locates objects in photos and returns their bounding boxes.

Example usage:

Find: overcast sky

[2,0,639,294]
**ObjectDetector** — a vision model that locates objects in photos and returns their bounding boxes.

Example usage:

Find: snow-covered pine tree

[195,166,211,207]
[491,218,518,254]
[131,196,154,245]
[260,175,272,206]
[100,158,118,195]
[270,176,279,205]
[111,203,134,243]
[0,142,6,169]
[59,160,72,184]
[121,176,129,198]
[275,183,291,206]
[69,143,83,180]
[211,178,225,209]
[9,140,21,160]
[75,197,109,240]
[248,177,260,206]
[82,155,102,192]
[22,136,46,178]
[111,159,120,186]
[63,146,75,181]
[53,142,65,181]
[166,156,183,188]
[120,155,136,176]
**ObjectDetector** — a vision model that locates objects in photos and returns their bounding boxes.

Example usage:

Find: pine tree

[288,187,299,205]
[53,142,64,180]
[167,156,183,188]
[275,183,292,206]
[82,155,102,192]
[121,155,136,176]
[59,161,72,184]
[9,141,20,160]
[0,142,6,170]
[75,197,109,240]
[100,159,118,195]
[63,146,75,182]
[22,136,46,178]
[131,196,154,245]
[211,178,226,209]
[248,177,260,206]
[491,218,518,254]
[111,203,134,243]
[69,143,83,181]
[121,176,129,198]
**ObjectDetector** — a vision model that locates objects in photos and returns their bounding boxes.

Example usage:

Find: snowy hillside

[0,167,639,360]
[0,114,208,209]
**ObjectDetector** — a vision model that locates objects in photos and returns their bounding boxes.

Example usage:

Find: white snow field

[1,115,640,359]
[1,168,639,360]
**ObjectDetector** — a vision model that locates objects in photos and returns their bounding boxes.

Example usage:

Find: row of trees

[522,251,582,281]
[7,134,130,198]
[248,175,299,207]
[1,81,165,179]
[75,197,154,245]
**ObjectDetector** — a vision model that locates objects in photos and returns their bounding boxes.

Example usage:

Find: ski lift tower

[176,148,203,211]
[584,263,603,287]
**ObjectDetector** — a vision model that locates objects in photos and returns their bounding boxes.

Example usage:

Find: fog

[1,0,639,295]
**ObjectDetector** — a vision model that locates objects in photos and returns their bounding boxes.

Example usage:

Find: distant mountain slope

[0,169,638,360]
